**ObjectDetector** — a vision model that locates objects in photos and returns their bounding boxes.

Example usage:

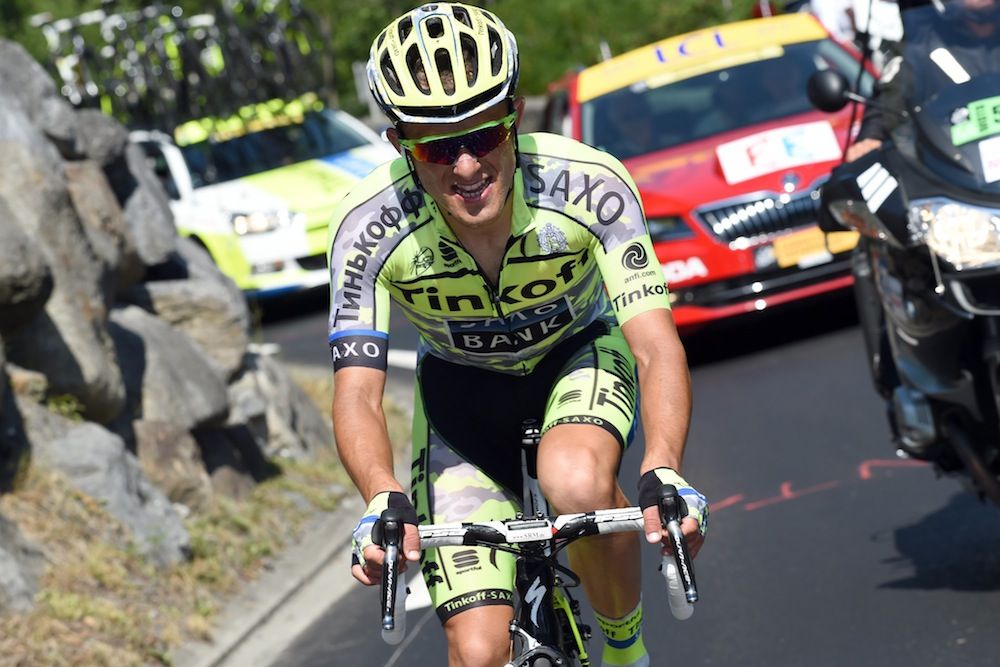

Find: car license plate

[772,228,859,269]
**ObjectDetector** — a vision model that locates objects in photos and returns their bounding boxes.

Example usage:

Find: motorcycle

[807,0,1000,503]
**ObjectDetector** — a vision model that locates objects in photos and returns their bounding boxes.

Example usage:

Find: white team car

[134,97,396,297]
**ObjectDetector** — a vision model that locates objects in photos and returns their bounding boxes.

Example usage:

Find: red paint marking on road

[710,494,746,512]
[858,458,929,480]
[743,480,841,512]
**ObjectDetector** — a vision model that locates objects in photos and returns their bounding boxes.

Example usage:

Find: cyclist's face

[390,99,524,232]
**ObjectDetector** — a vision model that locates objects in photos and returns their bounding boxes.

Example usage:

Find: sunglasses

[398,112,517,165]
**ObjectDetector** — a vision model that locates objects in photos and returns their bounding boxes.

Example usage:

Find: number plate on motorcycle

[772,227,859,269]
[951,96,1000,146]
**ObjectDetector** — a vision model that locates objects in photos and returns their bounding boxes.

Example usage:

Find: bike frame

[508,420,590,667]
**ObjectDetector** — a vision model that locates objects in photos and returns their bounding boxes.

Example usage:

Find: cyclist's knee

[538,430,620,513]
[443,605,511,667]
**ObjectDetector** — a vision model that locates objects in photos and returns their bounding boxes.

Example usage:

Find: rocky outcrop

[0,38,335,612]
[0,513,45,613]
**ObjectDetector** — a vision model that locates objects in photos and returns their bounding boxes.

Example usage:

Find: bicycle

[373,422,699,667]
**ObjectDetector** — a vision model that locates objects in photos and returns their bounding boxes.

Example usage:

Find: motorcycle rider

[846,0,1000,161]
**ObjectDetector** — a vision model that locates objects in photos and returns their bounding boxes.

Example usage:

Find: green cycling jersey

[326,132,671,374]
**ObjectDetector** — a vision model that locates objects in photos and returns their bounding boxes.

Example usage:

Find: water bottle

[662,556,694,620]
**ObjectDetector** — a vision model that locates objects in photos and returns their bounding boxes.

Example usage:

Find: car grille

[695,188,823,246]
[296,254,327,271]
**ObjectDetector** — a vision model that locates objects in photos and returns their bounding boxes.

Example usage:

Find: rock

[109,306,229,434]
[0,512,45,613]
[0,40,79,159]
[193,425,281,499]
[64,160,144,294]
[0,95,125,423]
[0,346,30,493]
[16,397,190,566]
[103,142,177,267]
[120,278,250,379]
[132,420,213,511]
[228,354,333,460]
[0,198,53,338]
[74,109,129,167]
[4,364,47,402]
[147,236,247,313]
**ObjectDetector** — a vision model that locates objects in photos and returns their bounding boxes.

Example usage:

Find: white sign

[716,121,842,185]
[980,135,1000,184]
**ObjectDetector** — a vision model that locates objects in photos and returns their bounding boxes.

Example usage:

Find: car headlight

[229,210,303,235]
[910,198,1000,270]
[647,216,695,243]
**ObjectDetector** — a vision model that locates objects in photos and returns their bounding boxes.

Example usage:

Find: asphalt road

[259,290,1000,667]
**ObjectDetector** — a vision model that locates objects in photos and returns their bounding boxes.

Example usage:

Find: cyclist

[330,4,709,666]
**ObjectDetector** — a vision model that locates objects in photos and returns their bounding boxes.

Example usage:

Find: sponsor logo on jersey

[621,242,649,270]
[397,253,588,313]
[334,186,426,326]
[438,239,461,267]
[412,247,434,275]
[328,332,388,370]
[447,297,575,353]
[537,223,569,254]
[611,282,668,312]
[524,164,627,226]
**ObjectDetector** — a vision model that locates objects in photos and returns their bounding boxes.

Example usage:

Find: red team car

[541,13,874,333]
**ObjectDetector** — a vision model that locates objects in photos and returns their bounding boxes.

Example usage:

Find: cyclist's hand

[846,138,882,162]
[350,491,421,586]
[637,468,708,558]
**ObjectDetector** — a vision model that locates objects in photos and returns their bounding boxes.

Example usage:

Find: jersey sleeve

[327,194,391,372]
[327,165,423,372]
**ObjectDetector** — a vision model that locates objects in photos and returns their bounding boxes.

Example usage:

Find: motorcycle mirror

[807,70,851,113]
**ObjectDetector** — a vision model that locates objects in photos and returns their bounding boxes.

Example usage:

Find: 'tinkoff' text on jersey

[326,133,671,375]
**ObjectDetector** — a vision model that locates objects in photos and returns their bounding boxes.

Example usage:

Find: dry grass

[0,370,412,667]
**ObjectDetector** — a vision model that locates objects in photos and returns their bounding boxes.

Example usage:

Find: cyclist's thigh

[411,381,520,625]
[542,325,638,449]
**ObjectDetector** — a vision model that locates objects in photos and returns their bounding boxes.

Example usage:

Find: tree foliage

[0,0,762,115]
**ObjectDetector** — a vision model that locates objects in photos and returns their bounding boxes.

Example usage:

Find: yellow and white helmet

[366,3,520,124]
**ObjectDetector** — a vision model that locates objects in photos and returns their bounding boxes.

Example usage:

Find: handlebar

[373,484,699,643]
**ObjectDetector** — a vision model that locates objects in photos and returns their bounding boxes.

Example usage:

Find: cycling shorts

[409,320,639,623]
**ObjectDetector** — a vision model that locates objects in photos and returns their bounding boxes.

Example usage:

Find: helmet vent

[426,17,444,38]
[380,53,404,95]
[435,48,455,94]
[398,16,413,42]
[459,34,478,86]
[488,27,503,76]
[407,45,430,94]
[452,5,472,28]
[376,33,385,49]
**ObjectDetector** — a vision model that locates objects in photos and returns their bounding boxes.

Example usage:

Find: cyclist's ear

[403,523,421,562]
[385,126,403,155]
[513,96,526,129]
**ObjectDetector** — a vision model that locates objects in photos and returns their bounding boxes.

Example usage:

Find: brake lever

[658,484,698,604]
[374,508,404,635]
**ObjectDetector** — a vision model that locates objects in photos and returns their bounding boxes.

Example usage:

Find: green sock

[593,601,649,667]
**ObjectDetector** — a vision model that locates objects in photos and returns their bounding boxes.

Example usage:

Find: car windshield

[180,110,372,187]
[583,39,874,160]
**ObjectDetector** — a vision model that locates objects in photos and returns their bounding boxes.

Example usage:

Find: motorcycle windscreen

[912,73,1000,194]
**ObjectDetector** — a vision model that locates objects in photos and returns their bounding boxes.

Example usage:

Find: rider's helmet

[937,0,1000,27]
[366,2,520,124]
